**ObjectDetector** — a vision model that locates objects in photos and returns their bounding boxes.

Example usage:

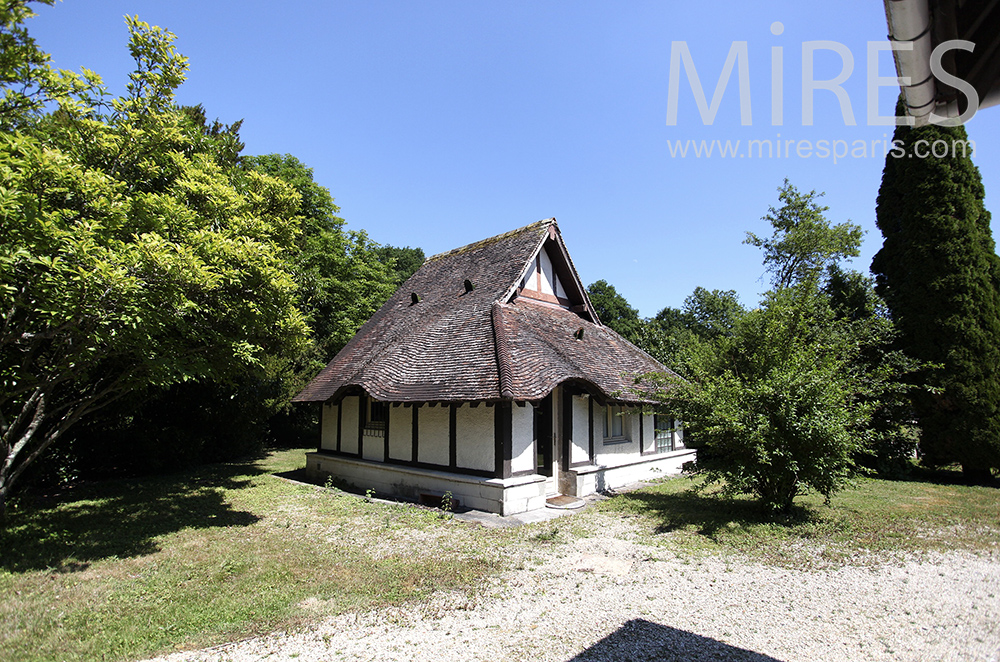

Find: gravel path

[144,514,1000,662]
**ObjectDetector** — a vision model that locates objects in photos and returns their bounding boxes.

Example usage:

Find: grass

[2,449,998,661]
[598,471,1000,567]
[0,447,511,662]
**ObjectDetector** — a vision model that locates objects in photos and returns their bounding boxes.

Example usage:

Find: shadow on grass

[608,486,819,538]
[898,464,1000,488]
[567,618,784,662]
[0,460,264,573]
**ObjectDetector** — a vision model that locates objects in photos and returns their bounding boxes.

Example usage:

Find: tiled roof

[293,219,673,404]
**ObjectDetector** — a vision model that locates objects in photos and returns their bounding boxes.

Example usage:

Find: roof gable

[506,223,600,323]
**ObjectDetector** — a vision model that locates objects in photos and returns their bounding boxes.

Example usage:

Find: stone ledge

[573,449,696,474]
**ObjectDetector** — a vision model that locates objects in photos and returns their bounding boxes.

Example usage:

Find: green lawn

[598,471,1000,567]
[0,448,510,662]
[1,450,997,662]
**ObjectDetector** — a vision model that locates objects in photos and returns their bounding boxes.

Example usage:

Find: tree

[242,154,398,447]
[655,288,868,512]
[649,182,894,512]
[872,113,1000,481]
[681,287,743,341]
[374,244,425,287]
[244,154,396,362]
[824,266,920,477]
[636,289,744,379]
[587,280,642,343]
[0,14,309,516]
[746,179,864,289]
[0,1,100,131]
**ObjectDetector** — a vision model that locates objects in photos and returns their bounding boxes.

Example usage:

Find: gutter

[884,0,1000,125]
[884,0,939,125]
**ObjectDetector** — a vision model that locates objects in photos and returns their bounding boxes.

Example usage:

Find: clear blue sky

[27,0,1000,317]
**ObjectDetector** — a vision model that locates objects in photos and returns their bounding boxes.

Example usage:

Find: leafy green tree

[637,289,744,378]
[649,183,900,512]
[244,154,396,362]
[0,15,308,516]
[655,288,868,512]
[746,179,863,289]
[824,266,920,477]
[681,287,743,340]
[587,280,642,343]
[241,154,397,447]
[374,244,425,287]
[872,114,1000,481]
[0,1,102,131]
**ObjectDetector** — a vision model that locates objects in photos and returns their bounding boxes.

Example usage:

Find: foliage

[637,288,744,378]
[243,154,397,363]
[746,178,863,289]
[654,288,870,512]
[646,183,907,512]
[374,244,425,287]
[679,287,744,340]
[872,114,1000,481]
[586,279,642,343]
[824,266,920,477]
[0,1,104,132]
[0,14,310,516]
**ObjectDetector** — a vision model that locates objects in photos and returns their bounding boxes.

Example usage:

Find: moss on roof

[425,218,554,262]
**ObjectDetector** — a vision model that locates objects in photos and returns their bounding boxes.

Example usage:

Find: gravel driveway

[144,512,999,662]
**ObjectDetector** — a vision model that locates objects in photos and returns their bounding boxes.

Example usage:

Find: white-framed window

[603,405,628,441]
[653,415,684,452]
[654,414,674,453]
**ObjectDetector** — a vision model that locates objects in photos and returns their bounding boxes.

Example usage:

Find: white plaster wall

[641,413,655,454]
[320,403,339,451]
[538,248,554,295]
[675,421,685,450]
[597,407,641,463]
[456,404,494,472]
[388,406,412,461]
[511,403,534,474]
[571,395,590,464]
[340,396,359,454]
[564,449,697,497]
[521,259,536,291]
[418,405,450,466]
[361,427,384,462]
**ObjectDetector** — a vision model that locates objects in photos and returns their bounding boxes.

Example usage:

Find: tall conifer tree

[872,113,1000,480]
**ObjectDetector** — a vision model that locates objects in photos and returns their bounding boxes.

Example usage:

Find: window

[654,415,674,453]
[603,405,627,441]
[364,397,388,436]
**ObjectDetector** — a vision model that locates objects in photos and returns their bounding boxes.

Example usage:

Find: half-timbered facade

[293,219,693,515]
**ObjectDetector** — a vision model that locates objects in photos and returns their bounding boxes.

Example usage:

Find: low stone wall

[561,449,696,497]
[305,452,547,516]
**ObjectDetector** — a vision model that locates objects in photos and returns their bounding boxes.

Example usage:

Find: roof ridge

[491,302,514,400]
[425,218,555,263]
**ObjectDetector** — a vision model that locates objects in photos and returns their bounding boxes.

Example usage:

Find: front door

[534,394,557,495]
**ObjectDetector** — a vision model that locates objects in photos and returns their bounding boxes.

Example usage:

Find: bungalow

[293,218,693,515]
